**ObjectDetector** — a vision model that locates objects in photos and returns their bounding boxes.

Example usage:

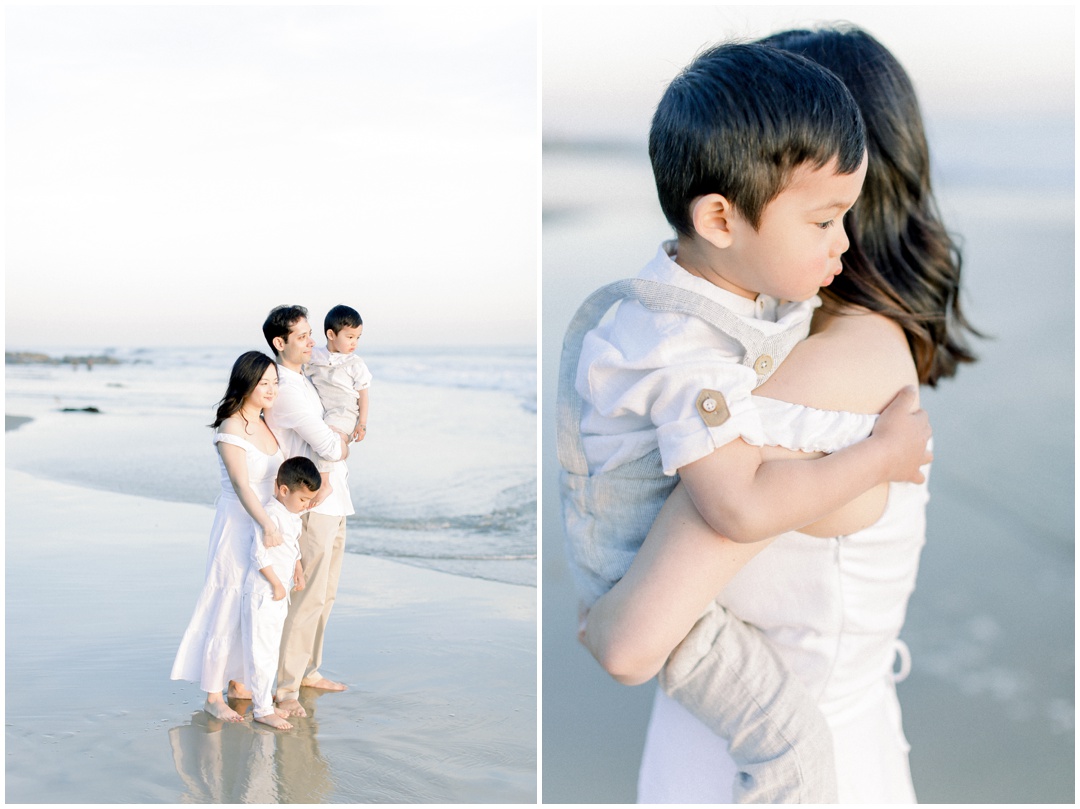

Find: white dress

[637,399,927,804]
[171,432,284,693]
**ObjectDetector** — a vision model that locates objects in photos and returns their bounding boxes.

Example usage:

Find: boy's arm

[293,560,306,592]
[680,386,930,544]
[260,565,288,600]
[352,388,369,442]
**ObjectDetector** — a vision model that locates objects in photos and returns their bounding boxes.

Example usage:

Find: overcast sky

[6,5,538,349]
[543,5,1075,141]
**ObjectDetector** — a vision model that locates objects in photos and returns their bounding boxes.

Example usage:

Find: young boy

[305,304,372,493]
[558,43,931,802]
[241,456,320,730]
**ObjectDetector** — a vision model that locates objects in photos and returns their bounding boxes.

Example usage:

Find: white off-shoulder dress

[171,433,284,693]
[638,397,928,804]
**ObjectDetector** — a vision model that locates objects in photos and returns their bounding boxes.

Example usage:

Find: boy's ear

[690,194,738,249]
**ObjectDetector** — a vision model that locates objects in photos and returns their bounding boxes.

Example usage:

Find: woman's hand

[262,523,284,548]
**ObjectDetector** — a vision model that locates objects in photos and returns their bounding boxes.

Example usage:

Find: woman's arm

[218,440,284,548]
[583,310,923,683]
[583,483,768,684]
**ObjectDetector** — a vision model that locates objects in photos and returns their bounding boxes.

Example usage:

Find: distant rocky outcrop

[6,351,121,366]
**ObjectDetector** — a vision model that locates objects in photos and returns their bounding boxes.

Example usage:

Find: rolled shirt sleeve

[579,302,766,476]
[268,366,343,463]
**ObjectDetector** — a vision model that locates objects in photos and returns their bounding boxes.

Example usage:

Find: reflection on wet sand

[169,695,330,804]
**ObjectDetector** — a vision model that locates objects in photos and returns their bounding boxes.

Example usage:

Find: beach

[541,126,1074,802]
[5,464,535,803]
[5,346,537,804]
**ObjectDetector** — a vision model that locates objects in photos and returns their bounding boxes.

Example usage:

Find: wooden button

[753,354,773,375]
[696,389,730,427]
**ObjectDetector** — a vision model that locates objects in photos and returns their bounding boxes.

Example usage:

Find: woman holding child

[579,26,978,803]
[171,351,285,722]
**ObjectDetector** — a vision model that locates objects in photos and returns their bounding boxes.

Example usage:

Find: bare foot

[228,681,253,700]
[254,713,293,731]
[274,698,307,717]
[204,698,244,723]
[301,677,347,692]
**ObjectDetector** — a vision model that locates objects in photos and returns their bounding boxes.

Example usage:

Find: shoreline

[6,468,536,803]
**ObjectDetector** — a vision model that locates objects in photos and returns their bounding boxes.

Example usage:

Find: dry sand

[5,469,536,803]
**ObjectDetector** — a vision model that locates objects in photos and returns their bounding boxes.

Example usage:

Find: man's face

[277,317,314,368]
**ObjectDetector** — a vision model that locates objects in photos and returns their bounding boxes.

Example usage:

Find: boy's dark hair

[262,305,309,355]
[277,456,322,492]
[324,304,363,336]
[649,42,866,236]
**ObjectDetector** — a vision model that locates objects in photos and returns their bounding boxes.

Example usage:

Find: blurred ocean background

[542,78,1074,808]
[6,344,537,587]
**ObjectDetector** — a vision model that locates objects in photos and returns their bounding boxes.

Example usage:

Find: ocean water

[5,344,537,587]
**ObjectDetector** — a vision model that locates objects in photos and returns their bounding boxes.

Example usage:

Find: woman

[171,351,286,722]
[583,26,978,802]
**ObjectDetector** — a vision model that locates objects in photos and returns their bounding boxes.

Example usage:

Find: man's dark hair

[262,305,309,356]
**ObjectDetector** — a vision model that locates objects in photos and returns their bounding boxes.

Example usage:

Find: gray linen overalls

[557,278,838,803]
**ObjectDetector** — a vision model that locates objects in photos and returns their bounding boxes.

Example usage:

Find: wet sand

[5,469,536,803]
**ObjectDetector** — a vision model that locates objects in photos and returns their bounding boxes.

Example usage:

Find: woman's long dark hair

[762,25,980,386]
[211,351,276,429]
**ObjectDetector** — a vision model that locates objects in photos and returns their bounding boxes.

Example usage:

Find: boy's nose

[832,226,851,256]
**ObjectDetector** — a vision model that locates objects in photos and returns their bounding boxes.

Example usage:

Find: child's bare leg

[254,711,293,730]
[204,691,244,722]
[227,680,252,700]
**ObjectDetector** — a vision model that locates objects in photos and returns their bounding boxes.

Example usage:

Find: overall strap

[556,278,807,476]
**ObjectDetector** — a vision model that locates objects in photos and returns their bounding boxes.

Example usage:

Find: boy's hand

[871,386,933,484]
[263,525,284,548]
[294,571,305,592]
[272,582,287,601]
[350,424,366,442]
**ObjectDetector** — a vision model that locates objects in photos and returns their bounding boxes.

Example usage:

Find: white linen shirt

[578,242,819,476]
[244,497,303,597]
[264,364,355,517]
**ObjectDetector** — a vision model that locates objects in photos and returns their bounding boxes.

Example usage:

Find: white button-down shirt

[578,242,819,476]
[245,497,303,597]
[265,364,355,517]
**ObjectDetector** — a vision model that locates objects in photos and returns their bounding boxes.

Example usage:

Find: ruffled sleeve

[213,432,256,451]
[751,396,877,454]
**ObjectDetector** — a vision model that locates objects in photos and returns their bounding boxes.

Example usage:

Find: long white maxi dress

[637,399,928,804]
[171,432,284,693]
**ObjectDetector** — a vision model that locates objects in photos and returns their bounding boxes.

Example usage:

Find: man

[262,304,352,717]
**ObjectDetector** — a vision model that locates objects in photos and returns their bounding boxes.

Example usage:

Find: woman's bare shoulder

[217,415,249,438]
[755,308,918,414]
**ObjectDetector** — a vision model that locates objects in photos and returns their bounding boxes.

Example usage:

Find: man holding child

[262,304,355,716]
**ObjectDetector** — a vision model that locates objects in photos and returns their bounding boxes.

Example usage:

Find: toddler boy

[305,304,372,490]
[241,456,319,730]
[559,43,929,802]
